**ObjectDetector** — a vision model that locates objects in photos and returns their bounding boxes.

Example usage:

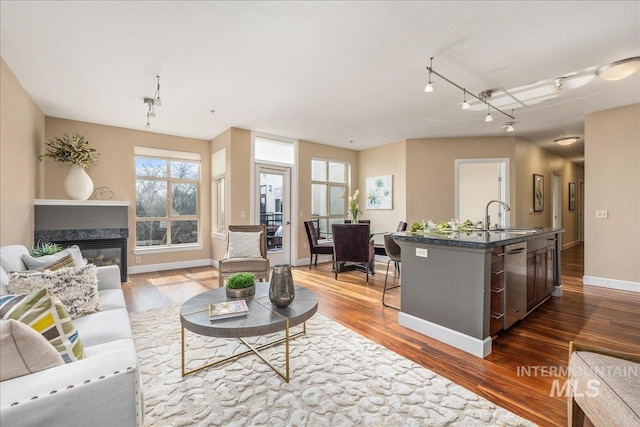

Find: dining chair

[382,234,402,309]
[374,221,407,255]
[218,225,270,286]
[303,220,334,269]
[332,223,375,282]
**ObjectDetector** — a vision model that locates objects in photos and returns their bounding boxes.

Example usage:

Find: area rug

[131,306,535,426]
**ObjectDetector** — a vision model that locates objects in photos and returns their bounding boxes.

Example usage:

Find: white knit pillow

[7,264,101,319]
[226,232,262,258]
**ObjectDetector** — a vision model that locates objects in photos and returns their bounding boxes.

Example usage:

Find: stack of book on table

[209,299,249,320]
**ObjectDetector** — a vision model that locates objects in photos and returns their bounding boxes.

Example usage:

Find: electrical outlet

[416,248,429,258]
[240,211,246,218]
[595,210,609,219]
[135,256,141,264]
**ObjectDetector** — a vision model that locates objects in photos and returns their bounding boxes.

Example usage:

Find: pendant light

[424,57,434,92]
[485,104,493,122]
[461,89,470,110]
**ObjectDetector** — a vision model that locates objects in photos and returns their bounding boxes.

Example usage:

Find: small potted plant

[225,272,256,298]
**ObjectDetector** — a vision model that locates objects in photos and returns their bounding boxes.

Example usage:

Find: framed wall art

[366,175,392,209]
[568,182,576,211]
[533,174,544,212]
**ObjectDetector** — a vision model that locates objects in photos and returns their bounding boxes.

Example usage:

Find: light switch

[595,210,608,219]
[240,211,246,218]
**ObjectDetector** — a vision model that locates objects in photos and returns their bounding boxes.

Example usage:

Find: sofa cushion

[0,319,64,381]
[0,289,85,363]
[227,231,263,258]
[21,245,86,270]
[73,308,132,348]
[7,265,101,319]
[0,245,30,273]
[83,337,136,358]
[99,289,127,311]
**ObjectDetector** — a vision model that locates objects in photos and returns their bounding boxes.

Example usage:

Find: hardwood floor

[124,243,639,426]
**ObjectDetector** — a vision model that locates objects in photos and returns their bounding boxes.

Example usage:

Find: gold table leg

[181,320,306,382]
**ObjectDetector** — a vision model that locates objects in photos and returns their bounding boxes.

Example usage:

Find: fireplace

[34,200,130,282]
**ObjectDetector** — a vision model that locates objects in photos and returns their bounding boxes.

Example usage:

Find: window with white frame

[135,147,201,248]
[212,149,226,234]
[311,159,348,238]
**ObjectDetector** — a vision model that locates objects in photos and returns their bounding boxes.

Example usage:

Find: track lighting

[461,89,470,110]
[485,105,493,122]
[423,57,515,126]
[424,57,434,92]
[502,122,514,132]
[143,76,163,129]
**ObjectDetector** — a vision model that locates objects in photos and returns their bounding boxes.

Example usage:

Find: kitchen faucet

[484,200,511,231]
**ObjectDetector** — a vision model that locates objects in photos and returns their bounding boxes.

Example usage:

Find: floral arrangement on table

[39,132,99,170]
[340,189,362,223]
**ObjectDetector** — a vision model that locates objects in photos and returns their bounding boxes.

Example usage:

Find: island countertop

[392,227,564,249]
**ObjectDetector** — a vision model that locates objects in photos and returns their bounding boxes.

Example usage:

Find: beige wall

[0,58,45,247]
[515,139,584,246]
[584,103,639,284]
[358,141,407,243]
[405,137,517,225]
[44,117,211,269]
[297,140,359,260]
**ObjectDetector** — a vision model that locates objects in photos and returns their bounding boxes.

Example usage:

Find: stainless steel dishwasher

[504,242,527,328]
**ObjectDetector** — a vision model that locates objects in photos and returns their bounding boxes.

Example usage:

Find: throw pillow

[37,253,76,271]
[7,264,101,319]
[22,245,86,270]
[226,231,263,258]
[0,288,85,363]
[0,318,64,381]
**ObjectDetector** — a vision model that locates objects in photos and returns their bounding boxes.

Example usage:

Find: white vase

[64,165,94,200]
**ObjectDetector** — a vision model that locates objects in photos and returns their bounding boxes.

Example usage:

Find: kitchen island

[392,227,564,357]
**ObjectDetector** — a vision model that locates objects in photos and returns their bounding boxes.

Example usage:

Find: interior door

[456,158,510,227]
[255,164,291,265]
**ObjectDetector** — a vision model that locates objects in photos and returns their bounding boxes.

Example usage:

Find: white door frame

[579,179,585,241]
[552,173,562,229]
[255,164,292,265]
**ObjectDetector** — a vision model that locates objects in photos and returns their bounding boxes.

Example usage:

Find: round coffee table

[180,282,317,382]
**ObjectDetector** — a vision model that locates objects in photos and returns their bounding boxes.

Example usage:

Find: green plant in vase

[30,241,62,257]
[225,272,256,297]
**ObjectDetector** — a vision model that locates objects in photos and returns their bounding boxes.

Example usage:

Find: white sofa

[0,245,143,427]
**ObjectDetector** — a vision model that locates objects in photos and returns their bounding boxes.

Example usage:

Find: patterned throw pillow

[7,264,101,319]
[0,319,65,381]
[22,245,86,270]
[0,288,85,363]
[226,231,263,258]
[37,253,76,271]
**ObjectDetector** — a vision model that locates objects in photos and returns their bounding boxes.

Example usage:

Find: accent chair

[218,225,270,287]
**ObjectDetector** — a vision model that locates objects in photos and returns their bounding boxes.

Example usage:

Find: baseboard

[128,258,213,275]
[562,240,582,250]
[583,275,640,293]
[398,312,492,358]
[294,255,333,268]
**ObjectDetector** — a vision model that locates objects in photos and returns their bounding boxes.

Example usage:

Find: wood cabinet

[526,237,556,311]
[490,246,505,335]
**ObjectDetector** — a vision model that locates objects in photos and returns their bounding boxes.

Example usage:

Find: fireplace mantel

[34,199,130,207]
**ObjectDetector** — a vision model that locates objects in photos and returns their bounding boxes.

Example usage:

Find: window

[216,177,225,233]
[212,149,226,234]
[311,159,348,238]
[135,147,201,249]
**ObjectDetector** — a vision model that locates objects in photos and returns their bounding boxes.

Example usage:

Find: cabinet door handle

[492,269,505,275]
[491,313,505,320]
[496,253,505,257]
[507,248,525,254]
[491,288,504,293]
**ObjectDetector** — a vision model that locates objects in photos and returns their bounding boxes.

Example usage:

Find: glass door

[255,164,291,265]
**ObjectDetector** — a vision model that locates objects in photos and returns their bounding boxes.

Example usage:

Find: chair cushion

[7,265,101,319]
[569,351,640,426]
[219,257,269,273]
[227,232,262,258]
[0,288,85,363]
[0,319,64,381]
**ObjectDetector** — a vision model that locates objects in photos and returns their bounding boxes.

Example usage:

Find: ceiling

[2,2,639,165]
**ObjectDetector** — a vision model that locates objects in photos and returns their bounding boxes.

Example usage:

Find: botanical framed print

[568,182,576,211]
[366,175,392,209]
[533,174,544,212]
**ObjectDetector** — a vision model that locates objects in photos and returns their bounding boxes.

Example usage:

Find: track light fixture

[461,89,470,110]
[502,122,515,132]
[143,76,163,129]
[423,57,515,126]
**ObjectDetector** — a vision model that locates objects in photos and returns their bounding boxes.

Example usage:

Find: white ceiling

[2,1,639,164]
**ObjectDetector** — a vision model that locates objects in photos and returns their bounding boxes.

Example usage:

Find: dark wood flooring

[123,243,640,426]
